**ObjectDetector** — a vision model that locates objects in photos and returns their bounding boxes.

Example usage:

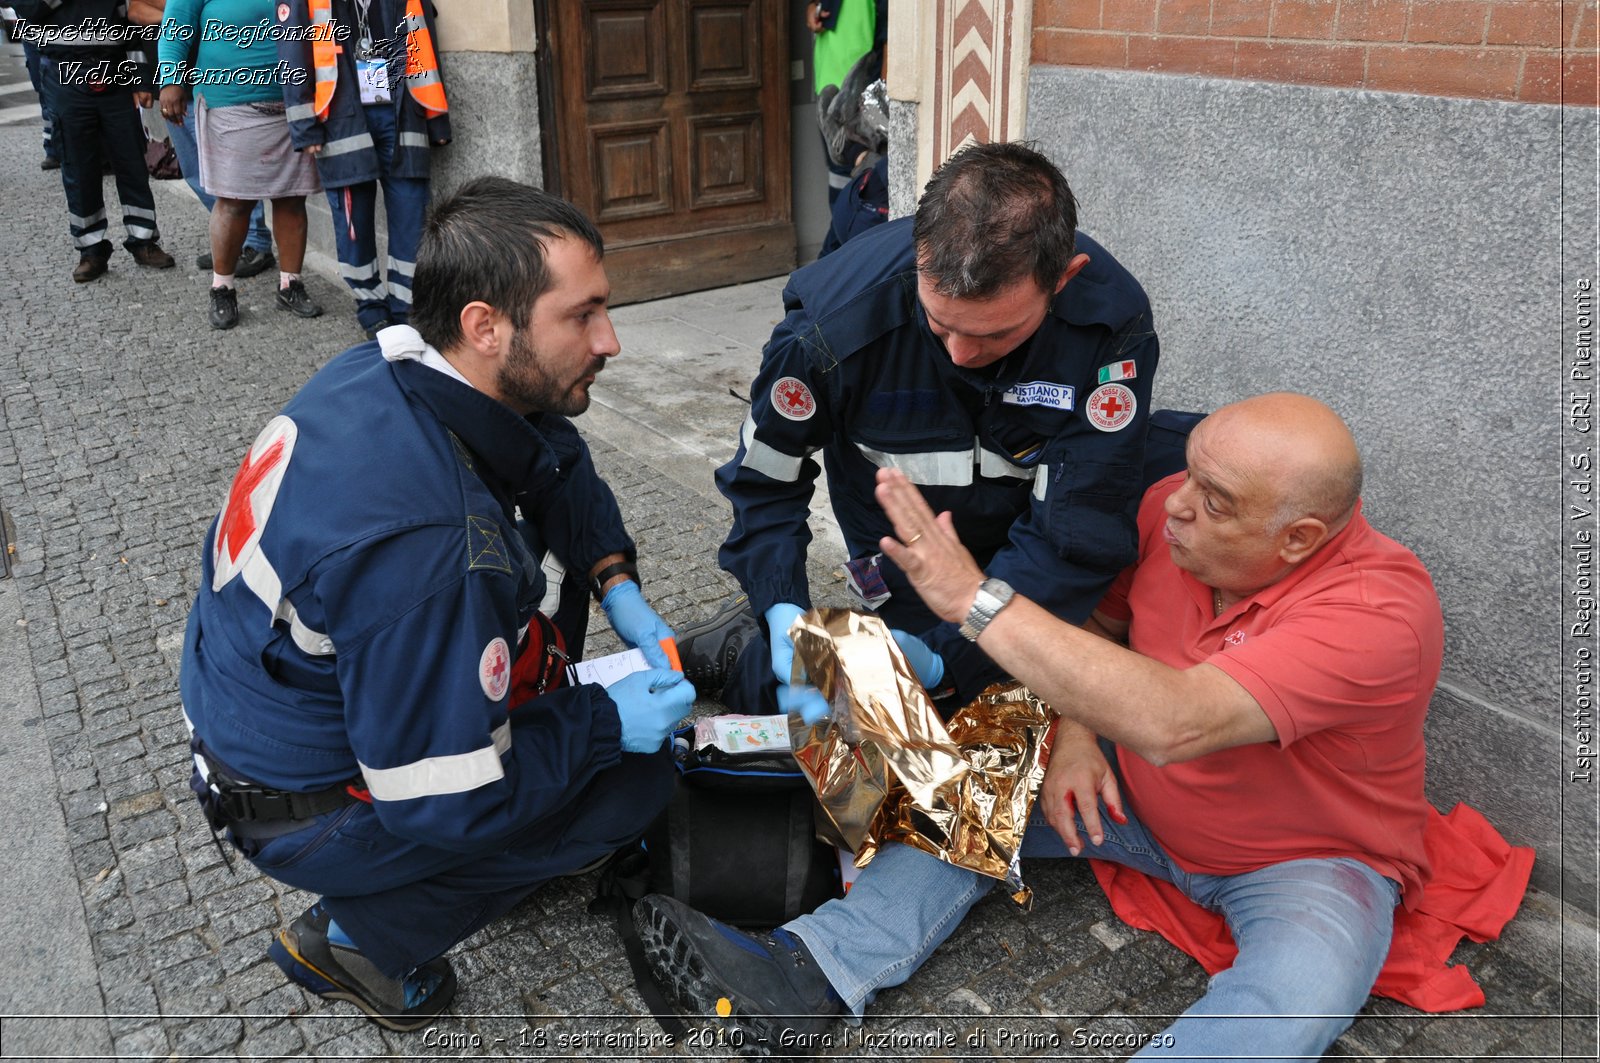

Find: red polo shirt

[1096,474,1444,903]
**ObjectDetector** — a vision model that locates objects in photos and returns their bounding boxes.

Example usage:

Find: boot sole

[675,596,755,691]
[638,898,834,1058]
[268,929,452,1033]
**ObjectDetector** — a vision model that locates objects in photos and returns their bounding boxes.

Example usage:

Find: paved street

[0,92,1596,1060]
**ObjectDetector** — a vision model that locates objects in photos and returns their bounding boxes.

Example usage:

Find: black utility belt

[213,776,366,824]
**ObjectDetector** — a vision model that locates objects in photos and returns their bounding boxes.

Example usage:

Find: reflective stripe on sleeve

[236,540,336,656]
[539,551,564,616]
[737,413,808,483]
[359,720,512,800]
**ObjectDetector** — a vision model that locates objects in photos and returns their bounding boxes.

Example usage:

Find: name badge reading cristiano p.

[1000,381,1075,411]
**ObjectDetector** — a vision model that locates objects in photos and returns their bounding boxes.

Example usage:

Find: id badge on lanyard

[355,14,390,105]
[357,57,391,104]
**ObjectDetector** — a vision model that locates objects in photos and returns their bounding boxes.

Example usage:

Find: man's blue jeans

[788,788,1399,1062]
[169,111,271,254]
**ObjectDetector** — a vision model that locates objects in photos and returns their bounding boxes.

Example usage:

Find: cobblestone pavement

[1,115,1597,1061]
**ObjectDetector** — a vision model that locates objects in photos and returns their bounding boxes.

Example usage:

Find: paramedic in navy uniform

[682,141,1160,720]
[178,177,695,1030]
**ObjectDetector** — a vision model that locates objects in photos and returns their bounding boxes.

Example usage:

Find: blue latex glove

[610,669,696,753]
[601,580,675,669]
[776,680,833,725]
[764,602,831,724]
[891,629,945,690]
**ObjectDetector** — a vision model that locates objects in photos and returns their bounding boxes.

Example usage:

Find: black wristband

[590,560,640,601]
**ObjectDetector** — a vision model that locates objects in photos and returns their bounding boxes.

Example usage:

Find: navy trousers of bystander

[325,102,429,332]
[41,61,160,258]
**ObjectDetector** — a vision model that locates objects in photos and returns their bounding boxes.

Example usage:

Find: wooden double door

[541,0,794,305]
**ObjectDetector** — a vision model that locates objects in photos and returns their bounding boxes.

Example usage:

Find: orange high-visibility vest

[308,0,448,121]
[402,0,448,118]
[308,0,339,120]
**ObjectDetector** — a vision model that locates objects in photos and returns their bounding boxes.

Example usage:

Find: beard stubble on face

[498,326,602,417]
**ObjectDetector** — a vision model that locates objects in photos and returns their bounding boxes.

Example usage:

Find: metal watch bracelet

[959,577,1015,641]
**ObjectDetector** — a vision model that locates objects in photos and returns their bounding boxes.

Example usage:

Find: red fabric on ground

[1087,802,1534,1012]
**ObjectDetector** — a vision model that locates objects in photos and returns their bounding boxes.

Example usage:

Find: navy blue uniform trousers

[40,61,160,258]
[229,568,674,978]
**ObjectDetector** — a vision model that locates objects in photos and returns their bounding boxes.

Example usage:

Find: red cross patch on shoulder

[1086,383,1136,433]
[480,637,511,701]
[212,416,297,591]
[771,376,817,421]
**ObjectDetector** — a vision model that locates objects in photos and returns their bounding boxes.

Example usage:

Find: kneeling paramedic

[178,177,696,1030]
[680,141,1159,727]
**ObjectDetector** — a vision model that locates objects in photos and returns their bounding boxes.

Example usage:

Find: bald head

[1194,393,1363,534]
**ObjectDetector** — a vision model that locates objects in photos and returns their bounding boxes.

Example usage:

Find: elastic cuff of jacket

[752,588,810,625]
[592,562,640,603]
[763,602,806,631]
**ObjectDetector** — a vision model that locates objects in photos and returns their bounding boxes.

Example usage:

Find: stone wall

[1025,62,1597,905]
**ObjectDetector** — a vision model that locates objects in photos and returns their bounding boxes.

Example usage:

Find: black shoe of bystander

[72,253,109,283]
[130,244,175,270]
[208,286,239,330]
[276,280,323,319]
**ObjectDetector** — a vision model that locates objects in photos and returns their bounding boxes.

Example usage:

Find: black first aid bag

[645,732,839,925]
[590,724,841,1037]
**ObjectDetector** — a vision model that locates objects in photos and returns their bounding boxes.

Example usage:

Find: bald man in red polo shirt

[636,393,1454,1061]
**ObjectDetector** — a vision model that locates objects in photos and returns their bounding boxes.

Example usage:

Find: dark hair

[411,176,605,352]
[912,141,1079,298]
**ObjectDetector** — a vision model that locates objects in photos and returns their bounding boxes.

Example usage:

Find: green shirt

[158,0,292,108]
[812,0,877,95]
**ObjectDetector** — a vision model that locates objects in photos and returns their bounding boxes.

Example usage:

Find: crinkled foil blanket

[789,608,1052,905]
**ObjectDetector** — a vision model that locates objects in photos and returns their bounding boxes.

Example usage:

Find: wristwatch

[959,577,1015,641]
[589,560,640,601]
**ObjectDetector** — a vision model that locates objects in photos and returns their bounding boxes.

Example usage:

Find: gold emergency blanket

[789,609,1053,903]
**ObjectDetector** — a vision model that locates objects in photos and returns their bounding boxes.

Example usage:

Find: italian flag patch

[1098,360,1136,384]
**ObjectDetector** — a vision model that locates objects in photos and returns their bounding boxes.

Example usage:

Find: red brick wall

[1033,0,1598,105]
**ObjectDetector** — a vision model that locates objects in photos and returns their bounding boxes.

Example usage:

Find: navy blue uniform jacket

[715,216,1159,695]
[181,331,634,853]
